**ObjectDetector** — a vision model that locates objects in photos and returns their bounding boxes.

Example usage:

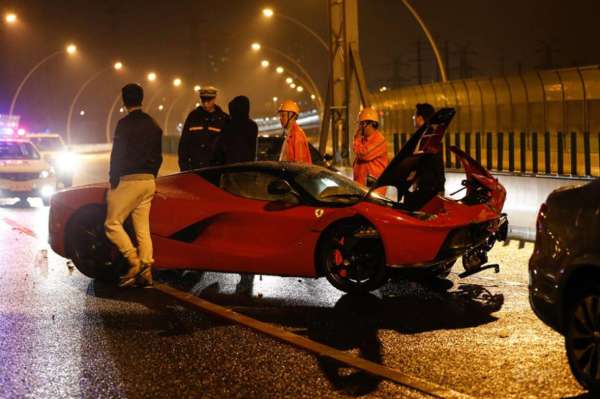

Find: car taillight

[536,202,548,234]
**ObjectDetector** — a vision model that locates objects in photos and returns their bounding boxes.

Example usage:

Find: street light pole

[9,50,62,117]
[66,62,123,145]
[400,0,447,83]
[276,67,323,111]
[164,92,188,136]
[105,92,121,143]
[262,8,329,53]
[253,43,323,107]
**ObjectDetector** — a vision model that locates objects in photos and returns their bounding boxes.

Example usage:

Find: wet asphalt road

[0,153,590,398]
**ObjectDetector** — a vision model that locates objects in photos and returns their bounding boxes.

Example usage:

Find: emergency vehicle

[0,136,57,206]
[27,133,76,187]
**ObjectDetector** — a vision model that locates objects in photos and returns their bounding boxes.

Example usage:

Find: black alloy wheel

[67,206,127,281]
[319,220,387,294]
[566,289,600,394]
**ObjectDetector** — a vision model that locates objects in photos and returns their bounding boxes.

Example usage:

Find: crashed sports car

[49,108,508,293]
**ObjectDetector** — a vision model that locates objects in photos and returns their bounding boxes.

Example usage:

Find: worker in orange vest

[353,107,389,189]
[278,100,312,164]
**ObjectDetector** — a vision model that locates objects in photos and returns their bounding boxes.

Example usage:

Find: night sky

[0,0,598,142]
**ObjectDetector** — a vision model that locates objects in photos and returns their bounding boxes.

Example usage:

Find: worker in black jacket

[212,95,258,165]
[178,86,229,171]
[105,83,163,288]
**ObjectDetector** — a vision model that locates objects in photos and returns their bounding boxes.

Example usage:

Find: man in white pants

[105,83,163,287]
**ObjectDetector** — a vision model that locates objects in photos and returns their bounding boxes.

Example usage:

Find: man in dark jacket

[404,103,446,209]
[178,86,229,171]
[105,83,163,288]
[212,95,258,165]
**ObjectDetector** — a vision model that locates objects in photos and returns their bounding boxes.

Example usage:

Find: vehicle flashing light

[17,128,26,136]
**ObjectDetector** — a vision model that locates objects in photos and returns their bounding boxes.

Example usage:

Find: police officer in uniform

[178,86,229,171]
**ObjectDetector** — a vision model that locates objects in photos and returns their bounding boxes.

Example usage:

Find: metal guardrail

[392,131,599,179]
[70,143,113,154]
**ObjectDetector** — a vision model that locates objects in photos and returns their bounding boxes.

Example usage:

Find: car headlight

[56,151,77,172]
[39,170,50,179]
[41,185,55,197]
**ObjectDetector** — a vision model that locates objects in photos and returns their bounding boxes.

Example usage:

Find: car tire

[317,219,387,294]
[66,206,128,282]
[565,284,600,394]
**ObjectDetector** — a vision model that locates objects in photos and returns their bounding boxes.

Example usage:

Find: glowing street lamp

[158,104,164,111]
[66,44,77,55]
[119,107,124,113]
[310,94,316,100]
[251,42,261,51]
[194,85,201,92]
[272,96,278,102]
[261,60,270,68]
[262,8,274,18]
[379,86,388,92]
[113,61,123,70]
[296,86,304,92]
[147,72,157,82]
[290,83,296,89]
[173,77,182,87]
[79,110,85,116]
[5,13,17,24]
[276,66,284,74]
[285,77,293,84]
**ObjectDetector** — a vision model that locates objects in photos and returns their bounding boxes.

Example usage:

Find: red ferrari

[49,108,507,293]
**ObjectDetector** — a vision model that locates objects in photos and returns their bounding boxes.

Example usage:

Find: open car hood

[370,108,456,196]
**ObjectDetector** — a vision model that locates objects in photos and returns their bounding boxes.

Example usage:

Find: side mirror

[267,179,293,196]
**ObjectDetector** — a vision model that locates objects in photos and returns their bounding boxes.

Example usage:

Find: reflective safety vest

[352,129,389,187]
[279,123,312,164]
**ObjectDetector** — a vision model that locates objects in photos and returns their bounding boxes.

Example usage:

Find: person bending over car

[277,99,312,164]
[105,83,163,288]
[403,103,446,209]
[352,107,389,191]
[211,95,258,165]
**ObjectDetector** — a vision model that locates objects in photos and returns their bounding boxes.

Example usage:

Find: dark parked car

[256,135,335,170]
[529,178,600,393]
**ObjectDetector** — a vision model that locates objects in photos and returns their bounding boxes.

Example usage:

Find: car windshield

[293,168,367,204]
[29,136,65,151]
[0,141,40,160]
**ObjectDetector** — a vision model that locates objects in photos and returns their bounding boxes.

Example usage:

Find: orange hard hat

[278,99,300,115]
[357,107,379,123]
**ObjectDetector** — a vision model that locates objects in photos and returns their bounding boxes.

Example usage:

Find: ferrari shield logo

[315,208,324,218]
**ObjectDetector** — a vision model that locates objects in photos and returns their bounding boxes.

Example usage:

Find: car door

[192,168,323,277]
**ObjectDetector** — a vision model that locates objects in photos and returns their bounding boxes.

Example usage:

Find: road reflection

[166,271,504,395]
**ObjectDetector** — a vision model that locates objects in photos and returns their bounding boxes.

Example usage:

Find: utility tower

[320,0,369,165]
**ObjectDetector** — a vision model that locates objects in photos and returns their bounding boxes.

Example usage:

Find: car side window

[219,171,285,201]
